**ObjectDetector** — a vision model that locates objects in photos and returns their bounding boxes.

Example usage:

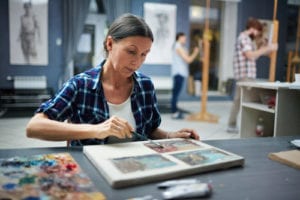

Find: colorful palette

[0,153,105,200]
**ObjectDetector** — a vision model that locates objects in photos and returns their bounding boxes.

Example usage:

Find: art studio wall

[0,0,290,95]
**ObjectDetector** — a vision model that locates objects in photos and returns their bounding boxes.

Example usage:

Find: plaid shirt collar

[93,60,144,95]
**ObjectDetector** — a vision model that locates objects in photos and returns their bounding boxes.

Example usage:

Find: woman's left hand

[169,128,200,140]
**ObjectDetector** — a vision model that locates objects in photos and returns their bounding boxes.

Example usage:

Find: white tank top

[171,42,188,77]
[107,96,136,144]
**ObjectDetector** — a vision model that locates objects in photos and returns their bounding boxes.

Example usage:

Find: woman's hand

[94,116,134,139]
[168,128,200,140]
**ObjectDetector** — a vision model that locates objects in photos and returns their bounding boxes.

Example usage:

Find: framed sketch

[9,0,48,66]
[84,138,244,188]
[143,3,177,65]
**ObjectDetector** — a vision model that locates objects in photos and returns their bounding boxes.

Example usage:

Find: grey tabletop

[0,136,299,200]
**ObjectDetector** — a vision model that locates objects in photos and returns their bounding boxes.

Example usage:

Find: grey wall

[0,0,290,95]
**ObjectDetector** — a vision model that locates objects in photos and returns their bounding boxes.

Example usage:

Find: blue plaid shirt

[37,61,161,146]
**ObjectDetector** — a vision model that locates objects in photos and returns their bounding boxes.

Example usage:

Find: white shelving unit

[239,82,300,138]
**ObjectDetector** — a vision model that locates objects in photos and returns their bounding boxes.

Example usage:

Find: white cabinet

[239,82,300,138]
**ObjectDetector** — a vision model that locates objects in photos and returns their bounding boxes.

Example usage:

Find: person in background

[26,13,200,146]
[171,32,199,119]
[227,17,278,133]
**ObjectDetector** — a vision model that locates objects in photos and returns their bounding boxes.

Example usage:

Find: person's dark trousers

[171,74,184,113]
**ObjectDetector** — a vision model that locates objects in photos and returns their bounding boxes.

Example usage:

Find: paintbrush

[131,131,164,148]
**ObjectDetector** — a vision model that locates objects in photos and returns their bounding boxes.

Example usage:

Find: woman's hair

[103,13,154,57]
[246,17,263,32]
[176,32,185,41]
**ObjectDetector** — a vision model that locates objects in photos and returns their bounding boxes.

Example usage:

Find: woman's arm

[26,113,133,141]
[150,127,200,140]
[177,46,200,64]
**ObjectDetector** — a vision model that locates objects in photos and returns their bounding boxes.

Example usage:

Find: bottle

[255,116,264,136]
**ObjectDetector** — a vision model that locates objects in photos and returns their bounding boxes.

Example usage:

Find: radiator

[13,76,47,89]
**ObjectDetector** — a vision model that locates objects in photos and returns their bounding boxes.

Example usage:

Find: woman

[171,32,199,119]
[26,14,199,146]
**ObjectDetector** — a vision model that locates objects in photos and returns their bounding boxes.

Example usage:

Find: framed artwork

[143,3,177,65]
[9,0,48,65]
[84,138,244,188]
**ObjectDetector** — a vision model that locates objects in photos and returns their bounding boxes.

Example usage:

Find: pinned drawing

[9,0,48,65]
[256,19,274,48]
[143,2,177,64]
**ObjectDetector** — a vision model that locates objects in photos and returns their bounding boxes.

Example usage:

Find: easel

[286,7,300,82]
[269,0,279,82]
[187,0,218,123]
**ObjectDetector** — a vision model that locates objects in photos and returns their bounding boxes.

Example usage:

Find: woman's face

[106,36,152,78]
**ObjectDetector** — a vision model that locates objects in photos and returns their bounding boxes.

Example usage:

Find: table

[1,136,299,200]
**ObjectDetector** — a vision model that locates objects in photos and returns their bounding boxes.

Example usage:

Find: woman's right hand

[94,116,134,139]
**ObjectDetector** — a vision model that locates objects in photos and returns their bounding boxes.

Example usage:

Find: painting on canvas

[171,148,231,166]
[144,139,203,153]
[111,154,176,174]
[256,19,274,48]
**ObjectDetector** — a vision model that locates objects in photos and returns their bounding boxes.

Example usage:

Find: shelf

[0,88,52,114]
[242,102,275,113]
[240,82,300,138]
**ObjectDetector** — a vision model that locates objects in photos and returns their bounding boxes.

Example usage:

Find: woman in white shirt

[171,32,199,119]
